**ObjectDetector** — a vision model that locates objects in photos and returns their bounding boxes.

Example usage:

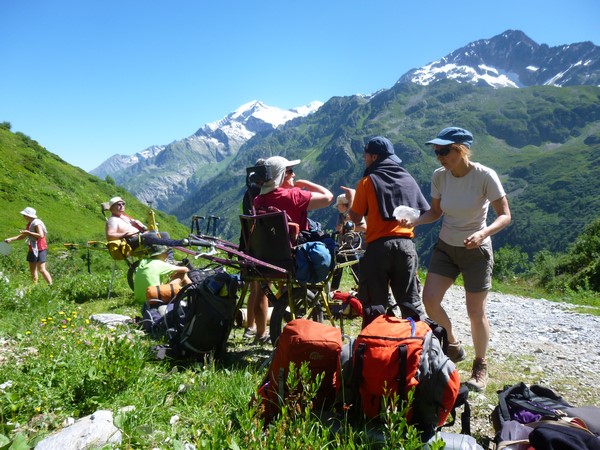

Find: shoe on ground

[446,341,466,363]
[466,358,488,392]
[243,327,256,340]
[254,333,271,346]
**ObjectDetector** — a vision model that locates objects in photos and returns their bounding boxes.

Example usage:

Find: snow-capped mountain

[91,100,322,180]
[191,100,323,154]
[90,100,323,208]
[90,145,165,179]
[397,30,600,88]
[201,100,323,135]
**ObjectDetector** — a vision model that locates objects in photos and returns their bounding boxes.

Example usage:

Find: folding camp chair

[238,211,339,343]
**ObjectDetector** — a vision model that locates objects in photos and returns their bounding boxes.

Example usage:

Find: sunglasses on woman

[434,147,452,157]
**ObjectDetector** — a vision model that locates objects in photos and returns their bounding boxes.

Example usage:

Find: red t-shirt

[254,187,312,230]
[27,220,48,251]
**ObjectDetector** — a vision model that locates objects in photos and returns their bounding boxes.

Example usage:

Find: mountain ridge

[93,30,600,208]
[397,29,600,88]
[90,100,323,208]
[86,29,600,260]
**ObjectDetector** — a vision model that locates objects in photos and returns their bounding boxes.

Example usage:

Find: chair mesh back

[240,212,295,273]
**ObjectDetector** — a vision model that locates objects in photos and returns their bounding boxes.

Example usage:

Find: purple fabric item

[513,410,542,424]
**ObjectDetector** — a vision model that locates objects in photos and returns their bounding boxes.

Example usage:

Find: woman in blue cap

[402,127,511,392]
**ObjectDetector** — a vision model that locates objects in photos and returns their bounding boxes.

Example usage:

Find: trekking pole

[191,215,205,235]
[107,259,117,300]
[209,215,220,236]
[87,246,91,273]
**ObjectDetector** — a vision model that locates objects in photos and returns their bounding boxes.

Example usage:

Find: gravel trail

[444,286,600,384]
[440,285,600,441]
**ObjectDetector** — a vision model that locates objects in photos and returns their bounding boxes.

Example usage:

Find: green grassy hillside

[0,124,189,250]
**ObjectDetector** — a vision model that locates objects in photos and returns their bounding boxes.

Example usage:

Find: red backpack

[351,315,461,439]
[254,319,342,424]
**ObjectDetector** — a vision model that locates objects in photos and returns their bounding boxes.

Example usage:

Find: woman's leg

[254,283,269,339]
[38,262,53,285]
[422,272,456,341]
[465,290,489,360]
[28,262,38,283]
[246,281,259,331]
[465,289,490,391]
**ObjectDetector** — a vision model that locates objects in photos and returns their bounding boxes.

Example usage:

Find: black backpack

[140,265,227,340]
[168,271,240,360]
[492,382,574,433]
[141,301,180,339]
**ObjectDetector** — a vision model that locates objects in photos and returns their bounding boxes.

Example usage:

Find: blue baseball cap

[426,127,474,148]
[364,136,402,165]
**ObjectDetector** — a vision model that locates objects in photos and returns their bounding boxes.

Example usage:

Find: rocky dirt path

[441,285,600,443]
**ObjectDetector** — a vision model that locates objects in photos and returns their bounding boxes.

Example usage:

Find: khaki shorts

[428,239,494,292]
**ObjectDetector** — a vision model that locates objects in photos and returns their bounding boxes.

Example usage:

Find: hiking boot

[466,358,488,392]
[243,327,257,340]
[446,341,466,363]
[254,333,271,346]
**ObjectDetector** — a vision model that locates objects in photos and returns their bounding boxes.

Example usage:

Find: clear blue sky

[1,0,599,171]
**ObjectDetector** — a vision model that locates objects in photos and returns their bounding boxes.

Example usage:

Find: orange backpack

[254,319,342,424]
[351,315,461,439]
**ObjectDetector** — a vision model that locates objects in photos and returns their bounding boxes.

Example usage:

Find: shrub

[493,245,531,281]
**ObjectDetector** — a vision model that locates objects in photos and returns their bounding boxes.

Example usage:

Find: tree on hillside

[540,218,600,292]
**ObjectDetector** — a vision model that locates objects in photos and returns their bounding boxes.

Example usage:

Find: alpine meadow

[1,27,600,449]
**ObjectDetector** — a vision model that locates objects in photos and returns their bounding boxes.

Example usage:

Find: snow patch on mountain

[405,61,522,88]
[201,100,322,134]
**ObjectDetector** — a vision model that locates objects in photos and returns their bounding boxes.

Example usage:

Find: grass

[0,251,436,449]
[0,249,598,448]
[492,277,600,315]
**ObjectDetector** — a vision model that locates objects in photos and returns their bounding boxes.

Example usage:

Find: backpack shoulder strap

[350,342,366,419]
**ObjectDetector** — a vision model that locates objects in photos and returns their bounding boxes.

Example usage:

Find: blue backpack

[295,239,335,283]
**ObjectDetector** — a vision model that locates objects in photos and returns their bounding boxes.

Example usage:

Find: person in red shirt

[251,156,333,344]
[254,156,333,230]
[4,207,53,285]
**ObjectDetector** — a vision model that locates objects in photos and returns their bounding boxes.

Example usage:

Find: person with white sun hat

[4,207,53,285]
